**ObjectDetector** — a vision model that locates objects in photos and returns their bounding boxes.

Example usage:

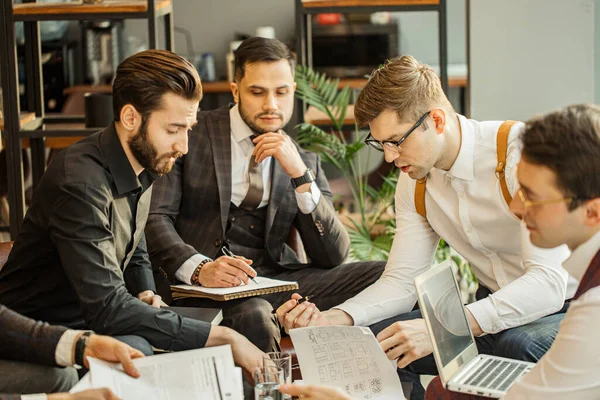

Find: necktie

[239,137,264,210]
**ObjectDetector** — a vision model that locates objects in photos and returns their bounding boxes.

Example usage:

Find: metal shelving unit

[295,0,448,119]
[0,0,174,238]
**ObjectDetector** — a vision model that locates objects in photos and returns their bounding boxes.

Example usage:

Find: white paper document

[290,326,405,400]
[81,345,242,400]
[69,372,92,393]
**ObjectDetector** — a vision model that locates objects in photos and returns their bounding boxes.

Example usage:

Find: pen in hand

[272,295,312,314]
[221,246,259,285]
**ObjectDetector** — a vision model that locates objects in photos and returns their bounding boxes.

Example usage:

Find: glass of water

[263,352,292,398]
[254,365,284,400]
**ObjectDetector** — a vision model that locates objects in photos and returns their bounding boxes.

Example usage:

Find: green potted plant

[294,65,395,261]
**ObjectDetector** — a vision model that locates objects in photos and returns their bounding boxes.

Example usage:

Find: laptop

[415,261,534,398]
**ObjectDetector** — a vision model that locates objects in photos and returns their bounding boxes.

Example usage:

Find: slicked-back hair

[234,37,295,82]
[112,49,202,121]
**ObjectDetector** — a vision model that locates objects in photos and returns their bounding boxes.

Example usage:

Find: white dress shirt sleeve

[466,141,571,334]
[21,395,48,400]
[294,181,321,214]
[466,221,570,333]
[175,253,212,285]
[55,329,81,367]
[503,287,600,399]
[334,173,440,326]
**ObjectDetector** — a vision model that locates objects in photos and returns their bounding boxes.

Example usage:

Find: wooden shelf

[64,81,234,95]
[202,81,233,93]
[305,105,356,126]
[13,0,171,16]
[0,113,39,150]
[63,85,111,96]
[0,113,36,132]
[19,137,83,149]
[448,76,467,88]
[1,116,92,150]
[301,0,439,8]
[24,122,89,149]
[63,76,466,98]
[337,76,466,89]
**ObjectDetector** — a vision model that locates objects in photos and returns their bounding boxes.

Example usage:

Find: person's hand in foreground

[48,388,120,400]
[279,383,351,400]
[275,293,330,334]
[376,318,433,368]
[83,334,144,377]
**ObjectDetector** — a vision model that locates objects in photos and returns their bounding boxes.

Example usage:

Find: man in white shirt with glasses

[276,55,576,399]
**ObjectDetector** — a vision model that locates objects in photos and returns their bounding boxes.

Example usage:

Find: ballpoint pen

[212,356,224,400]
[271,295,312,314]
[221,246,259,285]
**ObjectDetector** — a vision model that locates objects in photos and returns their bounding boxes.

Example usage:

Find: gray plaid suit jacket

[146,106,350,281]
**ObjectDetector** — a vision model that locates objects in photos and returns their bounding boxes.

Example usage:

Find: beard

[238,95,287,135]
[129,116,181,176]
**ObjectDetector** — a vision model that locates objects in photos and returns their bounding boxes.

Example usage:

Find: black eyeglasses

[364,111,431,153]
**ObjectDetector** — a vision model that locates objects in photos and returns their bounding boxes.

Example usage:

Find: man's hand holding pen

[195,248,258,288]
[275,293,330,333]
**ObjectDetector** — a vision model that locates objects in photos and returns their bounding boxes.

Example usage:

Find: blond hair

[354,55,453,127]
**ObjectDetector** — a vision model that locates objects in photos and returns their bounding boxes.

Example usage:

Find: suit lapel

[266,160,291,236]
[207,107,233,234]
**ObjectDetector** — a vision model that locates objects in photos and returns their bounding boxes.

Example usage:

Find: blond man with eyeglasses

[276,55,577,400]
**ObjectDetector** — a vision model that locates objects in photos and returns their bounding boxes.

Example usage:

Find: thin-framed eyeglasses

[364,111,431,153]
[516,187,574,209]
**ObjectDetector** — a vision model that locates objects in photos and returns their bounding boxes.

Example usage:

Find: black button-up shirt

[0,124,210,350]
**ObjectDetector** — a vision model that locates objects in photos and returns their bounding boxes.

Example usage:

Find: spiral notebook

[170,277,299,301]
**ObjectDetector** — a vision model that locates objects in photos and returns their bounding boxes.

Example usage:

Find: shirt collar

[563,230,600,282]
[229,104,255,143]
[100,123,157,195]
[444,114,474,181]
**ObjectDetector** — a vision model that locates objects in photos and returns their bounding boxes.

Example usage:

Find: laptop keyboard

[464,358,529,392]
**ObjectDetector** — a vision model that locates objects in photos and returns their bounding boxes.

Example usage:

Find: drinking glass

[254,365,284,400]
[263,352,292,399]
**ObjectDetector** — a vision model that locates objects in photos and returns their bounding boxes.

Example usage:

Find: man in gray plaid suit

[145,37,384,351]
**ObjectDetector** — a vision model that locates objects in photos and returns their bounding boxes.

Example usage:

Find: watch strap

[74,331,93,368]
[291,168,315,188]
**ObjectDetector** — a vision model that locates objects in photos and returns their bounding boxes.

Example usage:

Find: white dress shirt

[504,230,600,399]
[336,115,578,332]
[174,105,321,284]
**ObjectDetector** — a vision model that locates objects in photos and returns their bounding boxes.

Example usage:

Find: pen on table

[221,246,259,285]
[212,356,224,400]
[271,295,312,314]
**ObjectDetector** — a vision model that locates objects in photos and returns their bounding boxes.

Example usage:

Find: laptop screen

[418,264,473,367]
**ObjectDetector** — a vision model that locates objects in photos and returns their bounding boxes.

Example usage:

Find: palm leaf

[347,227,392,261]
[344,141,365,163]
